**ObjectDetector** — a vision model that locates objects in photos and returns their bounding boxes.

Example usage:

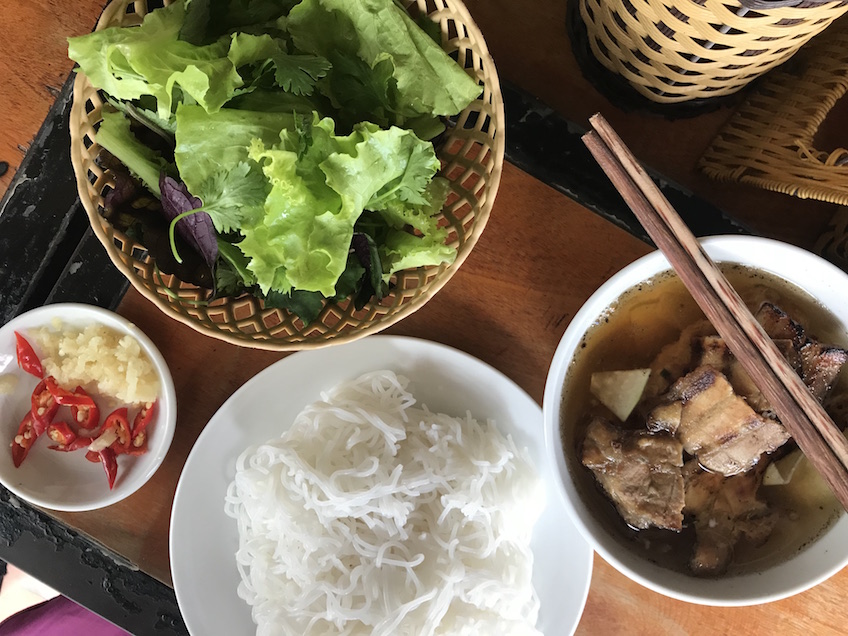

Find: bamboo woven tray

[69,0,503,350]
[700,16,848,203]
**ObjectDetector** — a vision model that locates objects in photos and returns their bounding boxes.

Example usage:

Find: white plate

[170,335,592,635]
[0,303,176,511]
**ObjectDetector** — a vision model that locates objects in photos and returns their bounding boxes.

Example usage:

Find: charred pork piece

[756,302,805,345]
[694,336,795,415]
[683,460,778,576]
[646,401,682,434]
[699,335,729,369]
[582,417,684,531]
[799,341,848,402]
[742,339,801,418]
[643,320,714,401]
[664,366,790,476]
[756,303,848,402]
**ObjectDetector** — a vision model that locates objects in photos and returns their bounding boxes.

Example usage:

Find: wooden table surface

[1,1,847,635]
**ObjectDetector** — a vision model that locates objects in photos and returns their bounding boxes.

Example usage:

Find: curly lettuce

[70,0,480,319]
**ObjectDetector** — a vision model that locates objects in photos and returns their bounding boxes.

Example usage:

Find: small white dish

[170,335,592,636]
[543,235,848,606]
[0,303,176,511]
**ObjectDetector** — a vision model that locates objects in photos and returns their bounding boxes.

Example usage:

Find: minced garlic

[30,323,159,405]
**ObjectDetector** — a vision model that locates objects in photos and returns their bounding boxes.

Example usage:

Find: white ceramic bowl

[0,303,176,511]
[543,235,848,606]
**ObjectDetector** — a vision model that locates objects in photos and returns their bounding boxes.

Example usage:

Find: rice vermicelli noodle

[225,370,544,635]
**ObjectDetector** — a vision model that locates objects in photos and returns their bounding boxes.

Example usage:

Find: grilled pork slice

[643,320,714,401]
[581,417,684,531]
[694,335,797,415]
[683,460,778,576]
[756,302,805,345]
[646,401,682,434]
[756,302,848,402]
[661,366,790,476]
[799,341,848,402]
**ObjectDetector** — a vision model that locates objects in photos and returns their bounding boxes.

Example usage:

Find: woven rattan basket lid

[69,0,504,351]
[576,0,848,104]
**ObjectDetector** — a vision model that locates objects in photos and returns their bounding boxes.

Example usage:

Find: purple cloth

[0,595,127,635]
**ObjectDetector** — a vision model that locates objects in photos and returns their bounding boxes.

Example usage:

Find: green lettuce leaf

[174,104,295,180]
[95,110,171,197]
[226,31,284,67]
[241,126,345,295]
[319,53,397,130]
[287,0,481,122]
[174,104,295,231]
[356,178,455,280]
[69,3,293,120]
[181,0,297,46]
[69,3,228,118]
[372,176,450,236]
[69,3,185,107]
[381,229,455,277]
[240,115,442,296]
[224,89,319,113]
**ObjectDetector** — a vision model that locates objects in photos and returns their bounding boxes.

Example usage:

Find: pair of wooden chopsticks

[583,114,848,512]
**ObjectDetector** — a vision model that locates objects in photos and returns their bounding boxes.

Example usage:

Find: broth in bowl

[543,236,848,605]
[561,264,847,578]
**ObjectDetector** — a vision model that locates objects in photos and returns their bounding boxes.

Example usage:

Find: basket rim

[68,0,505,351]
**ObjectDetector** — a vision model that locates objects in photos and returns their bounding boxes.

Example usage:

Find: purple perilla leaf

[159,173,218,269]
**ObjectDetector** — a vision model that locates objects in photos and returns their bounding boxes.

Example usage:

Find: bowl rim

[542,234,848,606]
[0,303,177,511]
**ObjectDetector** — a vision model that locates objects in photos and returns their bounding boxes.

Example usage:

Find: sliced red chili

[30,380,59,436]
[11,412,39,468]
[49,436,93,452]
[69,387,99,432]
[100,408,131,454]
[130,401,156,453]
[44,377,94,407]
[96,448,118,490]
[124,437,148,456]
[46,421,76,447]
[14,332,42,378]
[84,450,101,463]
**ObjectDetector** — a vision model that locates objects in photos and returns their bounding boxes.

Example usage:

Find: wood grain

[580,555,848,636]
[0,0,107,192]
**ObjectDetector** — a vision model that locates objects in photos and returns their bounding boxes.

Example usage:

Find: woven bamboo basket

[701,16,848,203]
[578,0,848,103]
[69,0,503,350]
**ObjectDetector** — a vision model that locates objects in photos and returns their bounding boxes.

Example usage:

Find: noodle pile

[225,370,544,635]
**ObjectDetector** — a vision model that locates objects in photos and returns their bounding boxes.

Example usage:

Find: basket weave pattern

[700,17,848,203]
[69,0,503,350]
[579,0,848,103]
